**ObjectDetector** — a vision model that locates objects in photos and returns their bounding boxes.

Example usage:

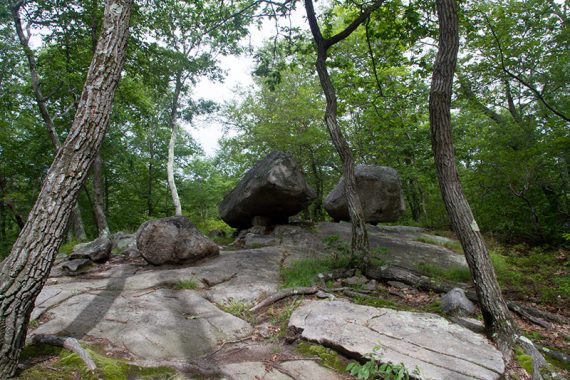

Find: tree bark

[167,71,183,216]
[90,0,110,238]
[0,1,132,376]
[304,0,385,266]
[429,0,516,358]
[12,2,87,241]
[93,151,110,237]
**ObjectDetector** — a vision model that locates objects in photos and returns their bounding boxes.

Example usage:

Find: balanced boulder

[324,165,405,224]
[219,151,316,229]
[136,216,219,265]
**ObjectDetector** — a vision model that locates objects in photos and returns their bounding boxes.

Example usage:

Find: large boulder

[219,152,316,229]
[136,216,219,265]
[324,165,405,224]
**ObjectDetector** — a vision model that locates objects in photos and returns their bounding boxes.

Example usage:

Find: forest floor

[14,222,570,379]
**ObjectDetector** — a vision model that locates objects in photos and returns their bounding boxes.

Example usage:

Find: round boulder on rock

[441,288,476,317]
[219,151,316,229]
[324,165,405,224]
[136,216,219,265]
[70,235,112,263]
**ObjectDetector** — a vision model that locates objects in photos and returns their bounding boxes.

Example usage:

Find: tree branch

[484,15,569,123]
[325,0,386,49]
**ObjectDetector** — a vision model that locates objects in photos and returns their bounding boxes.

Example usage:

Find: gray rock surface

[31,222,484,379]
[219,151,316,229]
[70,235,112,263]
[33,288,252,361]
[324,165,405,223]
[136,216,219,265]
[221,360,340,380]
[289,300,504,380]
[441,288,476,316]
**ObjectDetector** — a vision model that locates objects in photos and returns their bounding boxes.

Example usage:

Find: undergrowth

[280,255,352,288]
[17,343,176,379]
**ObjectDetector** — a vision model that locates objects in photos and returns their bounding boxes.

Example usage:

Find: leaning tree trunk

[12,2,87,241]
[167,71,183,216]
[429,0,516,357]
[304,0,385,266]
[0,1,132,376]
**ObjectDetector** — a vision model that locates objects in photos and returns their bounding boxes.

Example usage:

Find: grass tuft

[416,263,472,283]
[280,255,352,288]
[416,235,463,253]
[175,279,198,290]
[296,342,347,372]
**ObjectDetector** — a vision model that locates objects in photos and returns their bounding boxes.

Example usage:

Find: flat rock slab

[221,360,341,380]
[31,247,285,362]
[33,288,252,361]
[289,300,504,380]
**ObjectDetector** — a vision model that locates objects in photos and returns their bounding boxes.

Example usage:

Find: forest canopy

[0,0,568,261]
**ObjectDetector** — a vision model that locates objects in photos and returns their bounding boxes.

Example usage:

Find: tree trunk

[167,72,183,216]
[0,1,132,376]
[90,0,110,238]
[12,2,87,241]
[429,0,516,358]
[304,0,385,267]
[93,151,110,237]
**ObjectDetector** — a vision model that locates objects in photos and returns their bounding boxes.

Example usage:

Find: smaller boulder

[61,258,92,273]
[136,216,219,265]
[441,288,476,317]
[70,236,112,263]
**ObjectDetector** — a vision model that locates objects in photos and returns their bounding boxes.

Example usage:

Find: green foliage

[416,263,472,283]
[515,346,534,375]
[415,236,463,253]
[219,299,255,323]
[352,297,400,310]
[490,248,570,305]
[58,240,81,256]
[280,255,352,288]
[296,342,346,373]
[18,343,176,380]
[175,279,198,290]
[346,346,419,380]
[267,298,303,339]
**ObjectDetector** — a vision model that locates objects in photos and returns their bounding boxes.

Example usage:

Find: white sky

[187,8,308,157]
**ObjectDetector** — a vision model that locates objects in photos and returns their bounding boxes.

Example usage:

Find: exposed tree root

[517,335,555,380]
[31,334,96,371]
[250,286,319,312]
[365,264,568,327]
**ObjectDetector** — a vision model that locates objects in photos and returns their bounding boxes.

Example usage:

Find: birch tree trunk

[12,2,87,241]
[429,0,516,357]
[167,71,183,216]
[0,1,132,376]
